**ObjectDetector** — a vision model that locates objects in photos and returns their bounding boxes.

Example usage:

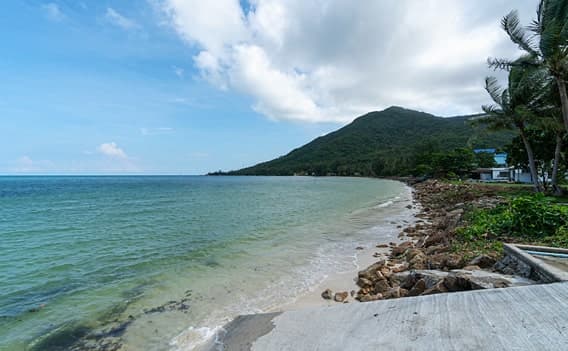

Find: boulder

[374,279,391,294]
[444,254,465,270]
[357,277,373,288]
[468,255,497,269]
[407,279,427,296]
[421,280,448,295]
[334,291,349,302]
[392,241,414,256]
[358,261,385,280]
[321,289,333,300]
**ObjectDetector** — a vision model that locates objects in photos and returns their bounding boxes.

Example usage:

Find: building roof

[474,148,496,154]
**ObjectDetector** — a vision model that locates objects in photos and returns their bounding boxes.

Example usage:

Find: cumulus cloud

[42,3,65,22]
[98,142,128,158]
[159,0,535,122]
[105,7,139,30]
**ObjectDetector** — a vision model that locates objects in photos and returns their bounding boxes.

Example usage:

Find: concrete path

[210,282,568,351]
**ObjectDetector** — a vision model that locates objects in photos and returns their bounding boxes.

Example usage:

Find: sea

[0,176,414,350]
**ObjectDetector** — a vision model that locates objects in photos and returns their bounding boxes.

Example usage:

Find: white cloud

[98,142,127,158]
[42,3,65,22]
[159,0,535,122]
[105,7,139,30]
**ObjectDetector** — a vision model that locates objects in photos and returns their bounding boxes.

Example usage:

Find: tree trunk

[519,127,543,192]
[551,132,564,196]
[557,78,568,134]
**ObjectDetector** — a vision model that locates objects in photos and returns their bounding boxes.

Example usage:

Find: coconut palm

[533,79,566,195]
[480,63,546,192]
[489,1,568,134]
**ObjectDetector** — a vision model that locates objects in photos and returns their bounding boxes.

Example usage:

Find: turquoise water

[0,176,411,350]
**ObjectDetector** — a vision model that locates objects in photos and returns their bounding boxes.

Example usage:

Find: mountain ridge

[223,106,512,177]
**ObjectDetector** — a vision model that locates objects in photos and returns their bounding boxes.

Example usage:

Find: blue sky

[0,1,532,174]
[0,1,336,174]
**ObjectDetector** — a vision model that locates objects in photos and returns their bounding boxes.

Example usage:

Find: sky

[0,0,536,175]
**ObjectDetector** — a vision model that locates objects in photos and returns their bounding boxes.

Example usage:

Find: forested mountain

[226,106,514,177]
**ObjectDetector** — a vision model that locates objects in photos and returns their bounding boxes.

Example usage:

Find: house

[472,149,512,182]
[473,167,511,182]
[471,148,548,184]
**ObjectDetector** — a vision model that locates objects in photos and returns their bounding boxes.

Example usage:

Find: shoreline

[192,179,542,351]
[195,182,417,350]
[277,183,418,310]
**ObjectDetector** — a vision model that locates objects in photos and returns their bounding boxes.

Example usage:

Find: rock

[357,277,373,288]
[406,204,413,209]
[392,263,409,273]
[392,241,413,256]
[423,232,448,247]
[462,265,481,271]
[321,289,333,300]
[376,244,389,248]
[425,245,448,255]
[384,287,402,299]
[374,279,391,294]
[359,294,381,302]
[421,280,448,295]
[350,290,356,297]
[379,267,392,279]
[468,255,497,269]
[358,261,385,280]
[334,291,349,302]
[408,279,427,296]
[442,273,474,292]
[444,254,465,270]
[355,246,364,250]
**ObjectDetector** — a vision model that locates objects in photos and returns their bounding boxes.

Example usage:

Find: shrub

[457,194,568,247]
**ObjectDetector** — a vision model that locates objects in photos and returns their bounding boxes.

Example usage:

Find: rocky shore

[322,180,534,303]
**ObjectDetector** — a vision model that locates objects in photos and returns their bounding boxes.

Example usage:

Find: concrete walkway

[210,282,568,351]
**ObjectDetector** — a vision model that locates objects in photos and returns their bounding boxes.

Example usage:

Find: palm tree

[536,82,566,195]
[490,2,568,134]
[480,64,546,192]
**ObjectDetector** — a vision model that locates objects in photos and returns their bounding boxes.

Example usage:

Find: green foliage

[227,107,513,177]
[475,152,497,168]
[457,194,568,248]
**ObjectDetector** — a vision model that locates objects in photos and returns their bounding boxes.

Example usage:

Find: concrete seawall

[209,282,568,351]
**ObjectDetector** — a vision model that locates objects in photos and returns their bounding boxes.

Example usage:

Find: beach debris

[355,246,364,250]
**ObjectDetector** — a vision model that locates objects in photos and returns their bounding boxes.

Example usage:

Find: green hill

[226,106,513,177]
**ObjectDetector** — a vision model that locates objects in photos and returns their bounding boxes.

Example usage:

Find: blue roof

[494,153,507,166]
[474,148,496,154]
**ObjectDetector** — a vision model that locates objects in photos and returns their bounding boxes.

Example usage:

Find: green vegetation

[484,0,568,194]
[226,107,513,177]
[456,194,568,254]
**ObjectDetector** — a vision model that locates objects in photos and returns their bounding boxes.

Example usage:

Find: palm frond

[487,57,515,71]
[502,10,540,56]
[484,76,504,106]
[481,104,502,115]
